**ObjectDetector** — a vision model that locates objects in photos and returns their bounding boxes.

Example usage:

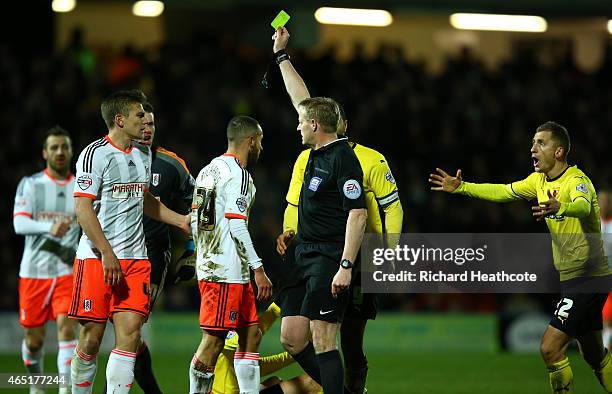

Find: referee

[282,97,367,394]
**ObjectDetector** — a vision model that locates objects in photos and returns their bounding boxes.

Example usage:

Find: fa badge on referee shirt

[152,173,160,186]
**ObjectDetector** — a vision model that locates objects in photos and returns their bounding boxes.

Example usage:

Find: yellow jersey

[211,303,294,394]
[456,165,611,281]
[284,143,402,235]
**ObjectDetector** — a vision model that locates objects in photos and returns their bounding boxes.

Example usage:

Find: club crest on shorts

[343,179,362,199]
[309,176,322,192]
[229,310,238,323]
[151,173,160,186]
[84,299,92,312]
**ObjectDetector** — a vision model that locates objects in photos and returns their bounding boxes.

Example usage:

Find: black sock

[316,349,344,394]
[134,345,162,394]
[293,342,322,384]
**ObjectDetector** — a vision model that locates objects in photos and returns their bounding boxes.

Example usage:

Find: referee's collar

[314,137,348,152]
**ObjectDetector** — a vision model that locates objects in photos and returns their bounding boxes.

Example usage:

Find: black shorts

[146,240,171,308]
[549,292,608,338]
[345,267,378,320]
[278,242,349,323]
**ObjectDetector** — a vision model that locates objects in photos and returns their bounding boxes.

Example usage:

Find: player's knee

[24,333,44,353]
[540,340,564,364]
[57,321,76,341]
[280,331,306,355]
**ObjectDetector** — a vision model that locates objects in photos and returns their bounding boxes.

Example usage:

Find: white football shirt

[14,170,78,278]
[74,136,151,259]
[193,154,256,283]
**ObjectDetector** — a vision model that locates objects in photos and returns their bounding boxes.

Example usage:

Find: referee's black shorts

[278,242,349,323]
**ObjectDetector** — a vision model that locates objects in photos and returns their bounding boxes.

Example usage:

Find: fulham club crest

[152,173,160,187]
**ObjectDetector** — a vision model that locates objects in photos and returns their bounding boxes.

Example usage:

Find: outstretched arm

[429,168,534,202]
[273,27,310,111]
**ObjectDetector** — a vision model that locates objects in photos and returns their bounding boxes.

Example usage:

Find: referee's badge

[309,176,322,192]
[343,179,362,199]
[152,173,160,186]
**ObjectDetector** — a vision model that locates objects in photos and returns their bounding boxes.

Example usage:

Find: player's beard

[49,159,70,176]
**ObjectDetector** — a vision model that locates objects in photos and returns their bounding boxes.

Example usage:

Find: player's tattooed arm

[272,27,310,112]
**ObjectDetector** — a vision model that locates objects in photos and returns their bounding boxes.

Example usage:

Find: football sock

[134,342,162,393]
[316,350,344,394]
[595,350,612,392]
[293,342,322,384]
[604,327,612,351]
[71,346,97,394]
[548,357,573,394]
[21,340,43,374]
[57,340,77,377]
[344,362,368,394]
[189,354,214,394]
[234,352,260,394]
[106,349,136,394]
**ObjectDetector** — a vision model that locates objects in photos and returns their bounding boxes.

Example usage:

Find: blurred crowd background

[2,1,611,318]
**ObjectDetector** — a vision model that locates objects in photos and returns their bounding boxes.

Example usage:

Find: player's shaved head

[536,121,570,161]
[101,89,148,129]
[298,97,340,134]
[227,116,262,145]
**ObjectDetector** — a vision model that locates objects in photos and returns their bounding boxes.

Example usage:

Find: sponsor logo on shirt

[15,198,28,207]
[37,211,74,223]
[576,183,588,194]
[111,183,147,199]
[151,173,160,187]
[309,176,322,192]
[77,175,93,190]
[236,196,248,212]
[385,170,396,184]
[343,179,362,199]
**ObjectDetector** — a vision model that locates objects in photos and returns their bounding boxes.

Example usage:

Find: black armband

[274,49,290,65]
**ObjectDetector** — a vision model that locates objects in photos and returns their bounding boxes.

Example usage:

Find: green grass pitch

[0,351,603,393]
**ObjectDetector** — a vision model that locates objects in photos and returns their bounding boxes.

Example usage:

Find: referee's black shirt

[298,137,366,244]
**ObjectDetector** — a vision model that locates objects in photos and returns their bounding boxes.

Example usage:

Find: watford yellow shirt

[455,165,611,281]
[285,143,401,235]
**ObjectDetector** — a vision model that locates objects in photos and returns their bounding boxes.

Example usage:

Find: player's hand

[331,268,351,298]
[179,214,192,235]
[101,250,123,286]
[272,27,290,53]
[276,229,295,258]
[49,219,71,238]
[254,267,273,301]
[429,168,462,193]
[532,190,561,221]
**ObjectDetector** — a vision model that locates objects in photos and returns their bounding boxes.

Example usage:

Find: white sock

[71,347,97,394]
[58,340,77,377]
[106,349,136,394]
[21,340,44,374]
[189,354,214,394]
[234,352,260,394]
[604,326,612,351]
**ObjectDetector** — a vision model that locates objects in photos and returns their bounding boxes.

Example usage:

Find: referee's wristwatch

[340,259,354,269]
